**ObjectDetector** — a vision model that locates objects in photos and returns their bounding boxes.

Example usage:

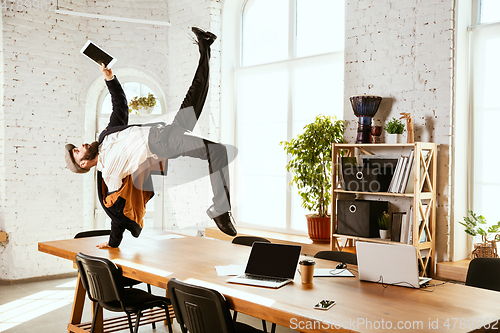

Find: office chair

[314,250,358,265]
[75,252,173,333]
[231,236,275,333]
[232,236,271,247]
[167,278,264,333]
[75,231,148,286]
[465,257,500,292]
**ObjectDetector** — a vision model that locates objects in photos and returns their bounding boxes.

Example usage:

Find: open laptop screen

[245,242,302,279]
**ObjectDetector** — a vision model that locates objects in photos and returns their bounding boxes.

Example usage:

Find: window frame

[222,0,345,235]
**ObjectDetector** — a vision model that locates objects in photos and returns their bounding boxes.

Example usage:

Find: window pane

[292,62,344,136]
[480,0,500,24]
[242,0,289,66]
[289,62,343,230]
[236,70,288,227]
[472,27,500,227]
[296,0,345,57]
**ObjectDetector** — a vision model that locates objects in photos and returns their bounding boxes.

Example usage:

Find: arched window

[223,0,345,234]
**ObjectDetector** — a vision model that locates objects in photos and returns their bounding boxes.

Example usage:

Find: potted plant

[384,117,405,143]
[459,210,500,258]
[378,211,390,239]
[128,93,157,115]
[280,115,344,241]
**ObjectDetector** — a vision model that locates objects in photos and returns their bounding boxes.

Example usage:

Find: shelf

[331,142,437,277]
[332,234,413,246]
[334,189,414,197]
[334,190,434,200]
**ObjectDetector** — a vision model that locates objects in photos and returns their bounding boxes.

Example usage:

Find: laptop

[227,242,302,289]
[356,242,432,288]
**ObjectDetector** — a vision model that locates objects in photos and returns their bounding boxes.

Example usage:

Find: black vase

[350,95,382,144]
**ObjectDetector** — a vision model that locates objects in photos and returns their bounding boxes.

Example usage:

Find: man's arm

[100,64,129,128]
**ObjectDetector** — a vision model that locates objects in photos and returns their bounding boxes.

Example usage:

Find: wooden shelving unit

[331,142,437,277]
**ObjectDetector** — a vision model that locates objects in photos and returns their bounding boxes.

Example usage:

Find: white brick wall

[0,0,455,280]
[344,0,454,262]
[0,0,225,280]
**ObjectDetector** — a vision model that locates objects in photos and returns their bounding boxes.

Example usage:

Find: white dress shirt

[97,126,156,192]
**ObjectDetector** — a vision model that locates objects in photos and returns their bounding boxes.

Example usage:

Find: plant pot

[134,106,154,115]
[306,214,331,242]
[386,133,403,144]
[379,229,388,239]
[471,242,499,258]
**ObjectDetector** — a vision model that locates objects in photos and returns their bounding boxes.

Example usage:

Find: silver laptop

[227,242,302,289]
[356,242,432,288]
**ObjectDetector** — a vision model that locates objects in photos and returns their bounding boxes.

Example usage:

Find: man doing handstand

[64,27,237,248]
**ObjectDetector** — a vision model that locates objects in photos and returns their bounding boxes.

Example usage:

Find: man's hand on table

[96,241,111,249]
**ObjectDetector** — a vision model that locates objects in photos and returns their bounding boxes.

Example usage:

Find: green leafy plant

[128,93,157,114]
[378,211,390,230]
[459,210,500,244]
[384,117,405,134]
[280,115,344,218]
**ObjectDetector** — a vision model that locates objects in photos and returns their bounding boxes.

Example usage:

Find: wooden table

[39,232,500,333]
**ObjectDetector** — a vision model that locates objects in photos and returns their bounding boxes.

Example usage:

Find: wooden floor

[436,259,470,282]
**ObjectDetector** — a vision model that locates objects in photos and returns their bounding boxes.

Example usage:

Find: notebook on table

[356,241,432,288]
[227,242,302,289]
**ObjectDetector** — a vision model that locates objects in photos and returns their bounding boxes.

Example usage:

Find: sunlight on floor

[0,279,77,332]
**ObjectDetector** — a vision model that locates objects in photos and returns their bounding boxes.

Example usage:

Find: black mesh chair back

[232,236,271,247]
[167,278,263,333]
[314,250,358,265]
[74,230,111,239]
[75,253,173,333]
[465,258,500,292]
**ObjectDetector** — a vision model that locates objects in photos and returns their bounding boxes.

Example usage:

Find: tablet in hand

[80,40,117,68]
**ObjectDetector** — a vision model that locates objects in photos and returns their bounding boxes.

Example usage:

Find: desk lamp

[350,95,382,143]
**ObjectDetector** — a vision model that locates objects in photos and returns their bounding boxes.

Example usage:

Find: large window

[471,0,500,230]
[233,0,345,234]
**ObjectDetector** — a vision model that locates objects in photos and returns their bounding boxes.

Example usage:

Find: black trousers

[148,40,231,213]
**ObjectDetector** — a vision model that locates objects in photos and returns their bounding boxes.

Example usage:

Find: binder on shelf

[388,157,404,193]
[391,212,406,242]
[400,150,414,193]
[362,155,398,192]
[407,206,414,245]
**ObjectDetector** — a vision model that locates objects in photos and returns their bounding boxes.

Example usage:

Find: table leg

[68,274,85,333]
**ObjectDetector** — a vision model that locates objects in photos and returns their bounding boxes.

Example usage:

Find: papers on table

[313,268,355,277]
[215,265,246,276]
[145,234,185,240]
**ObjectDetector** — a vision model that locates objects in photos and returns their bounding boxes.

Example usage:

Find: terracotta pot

[306,214,331,242]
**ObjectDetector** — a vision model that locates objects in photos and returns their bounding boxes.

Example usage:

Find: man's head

[64,141,99,173]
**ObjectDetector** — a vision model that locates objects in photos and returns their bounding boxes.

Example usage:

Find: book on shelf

[399,149,414,193]
[391,212,406,242]
[390,155,410,193]
[339,157,357,190]
[407,206,414,245]
[388,157,404,193]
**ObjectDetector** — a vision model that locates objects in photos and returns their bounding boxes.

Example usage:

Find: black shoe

[207,205,237,237]
[191,27,217,46]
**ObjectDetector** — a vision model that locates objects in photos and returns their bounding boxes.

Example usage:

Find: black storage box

[336,200,388,238]
[342,166,382,192]
[341,157,396,192]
